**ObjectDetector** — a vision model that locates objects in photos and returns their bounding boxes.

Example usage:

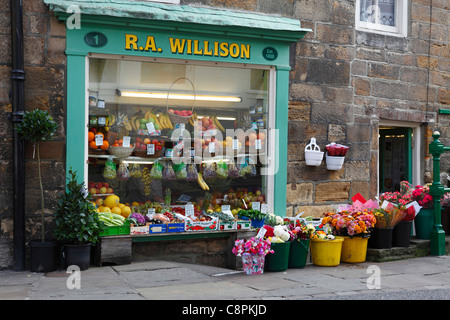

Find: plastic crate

[99,220,130,237]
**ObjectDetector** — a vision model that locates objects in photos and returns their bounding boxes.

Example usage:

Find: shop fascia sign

[85,31,278,62]
[124,33,252,60]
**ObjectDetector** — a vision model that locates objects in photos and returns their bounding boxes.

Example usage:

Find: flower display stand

[368,228,393,249]
[241,253,265,275]
[415,208,434,240]
[288,239,310,268]
[340,236,369,263]
[310,237,344,266]
[264,242,290,272]
[392,221,412,247]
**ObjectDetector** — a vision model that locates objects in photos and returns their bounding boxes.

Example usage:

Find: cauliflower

[273,225,290,242]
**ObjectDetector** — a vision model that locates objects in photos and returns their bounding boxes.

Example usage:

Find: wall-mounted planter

[326,154,345,170]
[325,142,348,170]
[305,138,324,166]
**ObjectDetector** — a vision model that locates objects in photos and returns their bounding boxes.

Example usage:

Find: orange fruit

[88,131,95,142]
[100,140,109,150]
[111,207,122,215]
[89,141,99,149]
[97,132,104,139]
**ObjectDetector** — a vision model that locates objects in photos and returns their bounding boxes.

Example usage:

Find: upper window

[355,0,408,37]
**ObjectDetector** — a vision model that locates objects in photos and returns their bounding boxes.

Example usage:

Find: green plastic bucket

[288,239,310,268]
[264,242,290,272]
[415,208,434,240]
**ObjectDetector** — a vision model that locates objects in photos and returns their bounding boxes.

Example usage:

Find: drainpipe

[10,0,26,271]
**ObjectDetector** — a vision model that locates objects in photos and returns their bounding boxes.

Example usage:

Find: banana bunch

[123,115,133,131]
[197,172,209,190]
[188,111,199,126]
[212,115,225,132]
[104,114,115,132]
[158,113,173,130]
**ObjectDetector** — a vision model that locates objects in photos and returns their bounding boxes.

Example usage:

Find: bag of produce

[149,161,163,179]
[202,162,217,180]
[117,161,130,181]
[103,156,117,179]
[227,159,240,178]
[216,160,228,179]
[238,159,252,177]
[174,162,187,180]
[163,162,176,180]
[129,163,142,178]
[186,164,199,181]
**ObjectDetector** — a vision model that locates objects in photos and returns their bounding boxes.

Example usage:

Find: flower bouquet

[232,237,273,274]
[322,209,376,238]
[287,220,315,268]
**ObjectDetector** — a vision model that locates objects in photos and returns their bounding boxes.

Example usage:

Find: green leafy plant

[238,209,266,221]
[16,108,58,242]
[53,169,102,245]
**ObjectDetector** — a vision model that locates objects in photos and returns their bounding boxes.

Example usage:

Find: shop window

[87,56,271,217]
[355,0,408,37]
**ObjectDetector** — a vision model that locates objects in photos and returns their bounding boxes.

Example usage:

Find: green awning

[44,0,310,40]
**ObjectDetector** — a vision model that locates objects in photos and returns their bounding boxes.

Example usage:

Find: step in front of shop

[366,236,450,262]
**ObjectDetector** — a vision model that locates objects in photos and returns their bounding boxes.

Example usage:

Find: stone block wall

[0,0,66,269]
[180,0,449,217]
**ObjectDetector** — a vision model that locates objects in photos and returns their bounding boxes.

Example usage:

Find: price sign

[146,122,155,133]
[178,194,191,202]
[95,134,103,146]
[256,227,267,239]
[147,208,156,215]
[185,203,194,217]
[255,139,262,150]
[221,205,231,212]
[209,142,215,153]
[80,187,88,199]
[122,136,131,148]
[251,202,261,211]
[260,203,268,214]
[233,139,239,150]
[147,144,155,155]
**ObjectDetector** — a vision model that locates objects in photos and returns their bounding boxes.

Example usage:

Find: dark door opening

[379,127,412,193]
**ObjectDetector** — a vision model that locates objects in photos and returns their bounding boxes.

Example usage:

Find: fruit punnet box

[185,217,219,232]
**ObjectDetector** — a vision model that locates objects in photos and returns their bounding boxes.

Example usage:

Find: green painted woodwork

[439,109,450,115]
[51,2,309,216]
[66,53,87,183]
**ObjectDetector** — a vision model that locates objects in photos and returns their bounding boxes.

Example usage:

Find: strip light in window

[116,89,242,102]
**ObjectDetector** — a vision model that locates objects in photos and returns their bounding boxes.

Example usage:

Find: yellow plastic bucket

[310,236,344,267]
[340,236,369,263]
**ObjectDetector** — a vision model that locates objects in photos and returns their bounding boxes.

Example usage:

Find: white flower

[274,225,290,242]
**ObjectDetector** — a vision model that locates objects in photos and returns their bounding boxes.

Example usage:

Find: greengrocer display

[87,57,272,235]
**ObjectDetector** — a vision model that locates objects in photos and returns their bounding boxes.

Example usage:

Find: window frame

[355,0,408,38]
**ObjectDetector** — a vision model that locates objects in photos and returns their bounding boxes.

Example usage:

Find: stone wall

[0,0,66,269]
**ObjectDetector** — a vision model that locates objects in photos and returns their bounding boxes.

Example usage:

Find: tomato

[155,145,162,151]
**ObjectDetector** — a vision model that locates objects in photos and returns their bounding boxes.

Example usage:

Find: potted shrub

[53,169,102,271]
[16,108,58,272]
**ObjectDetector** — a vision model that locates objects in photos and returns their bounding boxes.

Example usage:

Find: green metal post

[428,131,446,255]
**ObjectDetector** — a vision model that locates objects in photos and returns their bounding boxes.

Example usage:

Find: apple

[89,187,97,195]
[95,182,102,189]
[257,195,265,202]
[99,187,107,194]
[255,190,262,196]
[107,187,113,194]
[102,182,109,188]
[95,198,103,206]
[88,182,95,188]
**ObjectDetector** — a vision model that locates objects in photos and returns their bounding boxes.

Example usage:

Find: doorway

[379,127,412,193]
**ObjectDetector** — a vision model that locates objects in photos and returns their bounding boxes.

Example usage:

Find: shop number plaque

[84,32,108,48]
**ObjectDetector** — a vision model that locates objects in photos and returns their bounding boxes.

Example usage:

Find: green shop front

[46,0,309,267]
